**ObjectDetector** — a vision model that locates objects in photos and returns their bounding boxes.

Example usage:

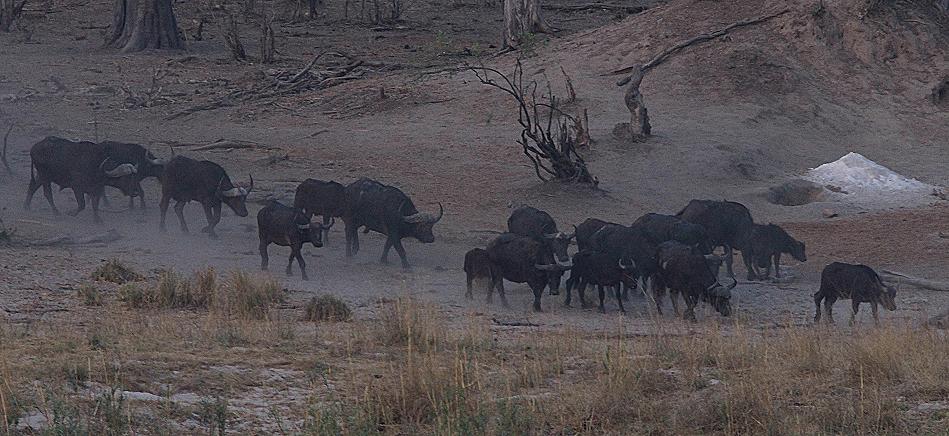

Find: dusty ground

[1,0,948,431]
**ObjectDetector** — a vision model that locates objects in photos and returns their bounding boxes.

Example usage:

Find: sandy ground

[1,0,949,334]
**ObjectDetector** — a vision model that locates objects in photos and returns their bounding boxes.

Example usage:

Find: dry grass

[1,288,948,434]
[90,259,143,284]
[303,294,352,322]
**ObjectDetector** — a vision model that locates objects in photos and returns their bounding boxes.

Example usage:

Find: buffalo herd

[23,136,898,325]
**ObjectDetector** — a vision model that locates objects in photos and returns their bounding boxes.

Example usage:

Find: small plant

[379,298,444,351]
[303,295,352,322]
[214,272,284,320]
[198,394,230,436]
[91,259,142,284]
[118,283,148,308]
[77,284,103,306]
[92,388,128,434]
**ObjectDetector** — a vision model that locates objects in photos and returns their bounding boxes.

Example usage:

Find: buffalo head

[299,217,335,248]
[543,231,575,267]
[880,284,897,311]
[101,160,142,197]
[403,202,444,243]
[219,175,254,217]
[705,277,737,316]
[789,239,806,262]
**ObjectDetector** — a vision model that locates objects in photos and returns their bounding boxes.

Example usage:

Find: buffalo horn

[104,163,137,177]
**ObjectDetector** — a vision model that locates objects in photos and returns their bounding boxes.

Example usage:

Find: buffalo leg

[322,216,332,244]
[530,283,544,312]
[139,191,147,209]
[494,279,510,308]
[653,286,665,315]
[466,274,474,300]
[773,253,782,279]
[259,241,270,271]
[159,194,171,231]
[200,204,215,233]
[127,194,135,210]
[813,292,824,323]
[871,301,879,325]
[578,279,590,309]
[597,285,607,313]
[743,251,758,281]
[67,190,86,217]
[682,294,697,322]
[344,220,359,257]
[725,245,736,279]
[293,246,308,280]
[563,275,574,307]
[90,193,103,224]
[850,300,860,326]
[547,272,561,296]
[670,289,681,316]
[391,239,411,269]
[380,238,393,264]
[614,286,626,314]
[206,204,222,238]
[824,296,837,325]
[42,183,59,215]
[174,201,189,233]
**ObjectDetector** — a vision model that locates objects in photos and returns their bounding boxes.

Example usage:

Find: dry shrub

[303,295,352,322]
[76,284,103,307]
[213,271,284,320]
[91,259,142,284]
[378,298,446,352]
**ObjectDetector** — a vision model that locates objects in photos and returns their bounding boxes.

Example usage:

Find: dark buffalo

[463,248,500,302]
[343,178,443,269]
[574,217,618,251]
[814,262,897,325]
[742,223,807,281]
[294,179,347,243]
[486,233,569,311]
[632,213,713,254]
[564,250,636,313]
[656,241,736,321]
[653,242,726,316]
[159,156,253,238]
[587,224,659,296]
[24,136,141,223]
[257,201,334,281]
[675,199,755,279]
[100,141,167,209]
[508,206,574,295]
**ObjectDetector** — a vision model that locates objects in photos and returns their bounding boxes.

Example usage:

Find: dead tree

[502,0,550,49]
[608,9,789,140]
[260,14,275,64]
[0,0,27,32]
[107,0,185,52]
[470,61,597,185]
[224,15,247,61]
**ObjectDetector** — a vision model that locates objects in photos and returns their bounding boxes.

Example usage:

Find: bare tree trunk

[107,0,184,52]
[260,16,275,64]
[223,15,247,61]
[619,67,650,139]
[0,0,27,32]
[502,0,549,49]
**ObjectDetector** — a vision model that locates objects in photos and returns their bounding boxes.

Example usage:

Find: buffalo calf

[742,223,806,281]
[463,248,500,302]
[564,250,636,313]
[257,201,334,281]
[814,262,897,326]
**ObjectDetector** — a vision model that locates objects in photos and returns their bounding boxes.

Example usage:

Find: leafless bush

[223,15,247,61]
[470,60,597,185]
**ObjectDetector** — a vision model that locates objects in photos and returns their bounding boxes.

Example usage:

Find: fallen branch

[546,3,646,13]
[191,138,275,151]
[2,124,12,173]
[607,9,791,80]
[492,318,540,327]
[880,270,949,292]
[31,229,123,246]
[165,98,235,121]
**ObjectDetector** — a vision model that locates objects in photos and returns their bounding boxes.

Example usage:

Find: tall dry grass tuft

[303,295,353,322]
[378,297,446,352]
[212,271,284,320]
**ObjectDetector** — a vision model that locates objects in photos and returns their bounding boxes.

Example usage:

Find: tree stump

[612,66,651,141]
[107,0,184,52]
[502,0,550,49]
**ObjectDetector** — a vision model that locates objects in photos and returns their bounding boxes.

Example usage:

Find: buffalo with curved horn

[656,241,738,321]
[159,156,252,238]
[342,178,444,269]
[508,206,575,295]
[485,233,571,312]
